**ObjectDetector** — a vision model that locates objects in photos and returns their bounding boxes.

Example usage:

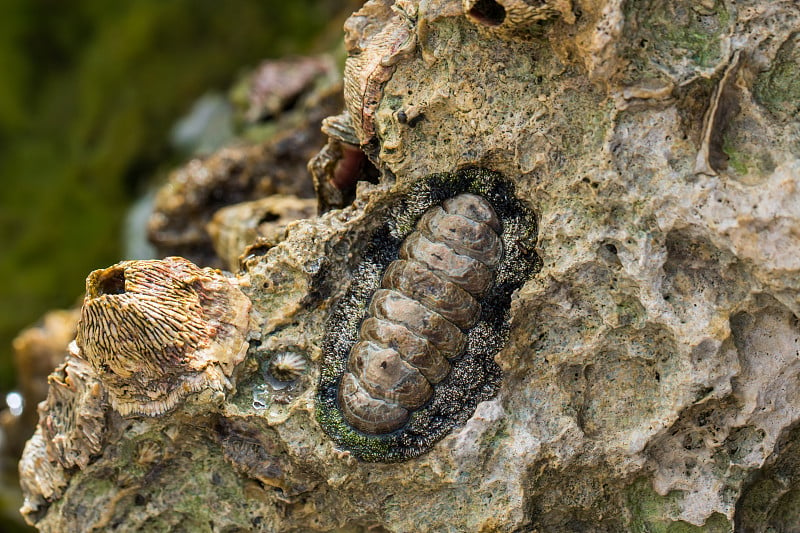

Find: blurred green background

[0,0,348,395]
[0,0,354,528]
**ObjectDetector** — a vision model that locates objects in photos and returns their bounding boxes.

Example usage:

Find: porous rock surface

[19,0,800,531]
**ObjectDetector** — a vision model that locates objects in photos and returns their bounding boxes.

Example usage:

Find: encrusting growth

[74,256,253,417]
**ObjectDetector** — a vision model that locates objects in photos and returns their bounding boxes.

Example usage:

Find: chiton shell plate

[316,168,540,462]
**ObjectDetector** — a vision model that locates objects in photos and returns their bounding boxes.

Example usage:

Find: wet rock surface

[19,1,800,531]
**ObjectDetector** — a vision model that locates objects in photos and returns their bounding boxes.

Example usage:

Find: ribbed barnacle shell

[338,193,503,434]
[41,354,107,469]
[268,352,308,382]
[19,354,106,519]
[74,256,253,417]
[462,0,574,34]
[343,0,417,147]
[206,195,317,271]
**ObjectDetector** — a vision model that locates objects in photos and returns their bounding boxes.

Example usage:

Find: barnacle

[19,354,106,518]
[268,352,308,382]
[343,0,417,148]
[463,0,574,33]
[74,256,253,417]
[41,354,107,469]
[310,111,377,213]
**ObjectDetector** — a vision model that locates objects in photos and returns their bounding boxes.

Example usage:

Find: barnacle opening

[467,0,507,26]
[257,211,280,225]
[94,267,126,297]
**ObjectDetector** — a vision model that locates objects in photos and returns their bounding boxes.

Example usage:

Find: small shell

[311,113,375,213]
[321,111,360,146]
[240,56,334,123]
[268,352,308,382]
[75,257,252,417]
[338,193,503,434]
[19,353,107,521]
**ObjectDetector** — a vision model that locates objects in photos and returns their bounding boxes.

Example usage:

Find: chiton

[317,168,540,462]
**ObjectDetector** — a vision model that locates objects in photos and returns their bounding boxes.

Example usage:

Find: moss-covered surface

[621,0,732,83]
[44,422,257,531]
[626,478,732,532]
[753,33,800,123]
[0,0,346,392]
[734,421,800,531]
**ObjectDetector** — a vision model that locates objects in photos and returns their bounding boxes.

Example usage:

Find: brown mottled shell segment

[338,193,503,434]
[417,208,503,267]
[443,193,502,233]
[382,260,480,329]
[348,341,432,409]
[369,289,467,358]
[360,318,451,383]
[400,232,494,295]
[338,372,409,434]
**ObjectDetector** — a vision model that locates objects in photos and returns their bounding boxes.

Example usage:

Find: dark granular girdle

[316,168,540,462]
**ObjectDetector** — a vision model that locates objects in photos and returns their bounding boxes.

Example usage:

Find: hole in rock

[469,0,506,26]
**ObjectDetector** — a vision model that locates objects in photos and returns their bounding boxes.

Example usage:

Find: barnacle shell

[321,111,360,146]
[338,193,503,434]
[74,256,253,417]
[41,353,107,469]
[19,428,68,518]
[463,0,574,33]
[268,352,308,382]
[19,354,107,519]
[217,417,319,496]
[310,111,375,213]
[239,56,335,123]
[206,195,316,271]
[343,0,417,147]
